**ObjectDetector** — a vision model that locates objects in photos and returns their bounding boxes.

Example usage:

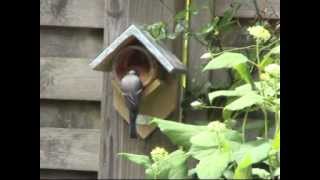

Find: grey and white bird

[120,70,143,138]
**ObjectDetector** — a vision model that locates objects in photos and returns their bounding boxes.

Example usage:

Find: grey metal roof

[89,24,186,74]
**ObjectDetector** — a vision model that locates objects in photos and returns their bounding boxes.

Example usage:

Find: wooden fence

[40,0,279,179]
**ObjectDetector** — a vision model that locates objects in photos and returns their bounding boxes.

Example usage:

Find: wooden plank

[40,0,104,28]
[40,57,102,101]
[40,100,100,129]
[40,169,97,179]
[40,26,103,58]
[99,0,177,178]
[40,128,100,171]
[215,0,280,19]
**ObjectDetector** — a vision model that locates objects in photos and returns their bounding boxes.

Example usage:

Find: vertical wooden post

[99,0,180,178]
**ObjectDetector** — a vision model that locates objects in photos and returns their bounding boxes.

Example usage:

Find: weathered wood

[40,57,102,101]
[40,169,97,179]
[99,0,177,178]
[40,0,105,28]
[215,0,280,19]
[40,100,100,129]
[40,128,100,171]
[40,26,103,58]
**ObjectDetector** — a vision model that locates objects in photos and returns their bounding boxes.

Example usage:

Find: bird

[120,70,143,138]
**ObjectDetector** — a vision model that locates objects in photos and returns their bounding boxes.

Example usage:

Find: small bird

[120,70,143,138]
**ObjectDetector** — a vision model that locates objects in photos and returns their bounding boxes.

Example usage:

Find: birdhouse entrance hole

[113,45,158,87]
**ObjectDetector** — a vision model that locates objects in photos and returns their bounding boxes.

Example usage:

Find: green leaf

[203,52,248,71]
[234,63,255,89]
[274,167,280,176]
[252,168,271,179]
[270,45,280,54]
[151,118,207,149]
[272,130,280,152]
[195,151,231,179]
[209,90,246,103]
[190,131,219,147]
[233,139,272,164]
[225,92,264,111]
[234,153,252,179]
[188,144,216,160]
[157,149,189,179]
[118,153,151,169]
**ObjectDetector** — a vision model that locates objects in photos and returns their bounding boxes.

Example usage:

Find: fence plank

[215,0,280,19]
[40,57,102,101]
[40,100,100,129]
[99,0,177,178]
[40,0,104,28]
[40,26,103,58]
[40,128,100,171]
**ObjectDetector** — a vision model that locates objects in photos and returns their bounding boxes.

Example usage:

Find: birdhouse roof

[89,24,186,74]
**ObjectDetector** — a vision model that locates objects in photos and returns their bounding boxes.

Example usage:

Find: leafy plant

[120,2,280,179]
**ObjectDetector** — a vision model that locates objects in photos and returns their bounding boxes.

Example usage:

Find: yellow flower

[150,147,168,162]
[208,121,226,132]
[247,25,271,41]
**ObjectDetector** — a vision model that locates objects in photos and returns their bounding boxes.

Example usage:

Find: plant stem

[256,40,261,64]
[261,107,268,139]
[178,0,191,124]
[242,111,249,143]
[198,105,225,109]
[212,45,256,56]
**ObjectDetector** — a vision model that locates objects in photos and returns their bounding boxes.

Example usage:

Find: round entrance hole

[113,45,158,87]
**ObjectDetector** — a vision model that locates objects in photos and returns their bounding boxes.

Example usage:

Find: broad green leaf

[195,151,231,179]
[200,52,212,59]
[223,169,234,179]
[203,52,248,71]
[118,153,151,169]
[224,130,242,143]
[272,130,280,152]
[225,92,264,111]
[234,63,255,89]
[233,139,272,164]
[252,168,271,179]
[274,167,280,176]
[233,153,252,179]
[209,90,246,103]
[190,131,219,147]
[151,118,208,148]
[157,149,189,179]
[188,168,197,177]
[188,144,216,160]
[270,45,280,54]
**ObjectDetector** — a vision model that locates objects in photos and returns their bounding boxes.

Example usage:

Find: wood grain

[99,0,177,178]
[40,100,100,129]
[40,26,103,58]
[40,169,97,179]
[40,57,102,101]
[40,0,105,28]
[215,0,280,19]
[40,128,100,171]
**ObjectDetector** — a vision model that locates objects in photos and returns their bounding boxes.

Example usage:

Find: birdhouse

[90,24,186,139]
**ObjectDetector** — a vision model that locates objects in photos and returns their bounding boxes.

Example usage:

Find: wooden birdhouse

[90,24,186,139]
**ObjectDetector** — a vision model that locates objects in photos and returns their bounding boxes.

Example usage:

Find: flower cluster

[208,121,227,132]
[150,147,169,162]
[247,25,271,41]
[264,64,280,77]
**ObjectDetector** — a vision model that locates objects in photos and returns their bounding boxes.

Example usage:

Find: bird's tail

[129,110,138,138]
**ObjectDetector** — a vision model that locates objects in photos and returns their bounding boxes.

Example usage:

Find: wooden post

[99,0,180,178]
